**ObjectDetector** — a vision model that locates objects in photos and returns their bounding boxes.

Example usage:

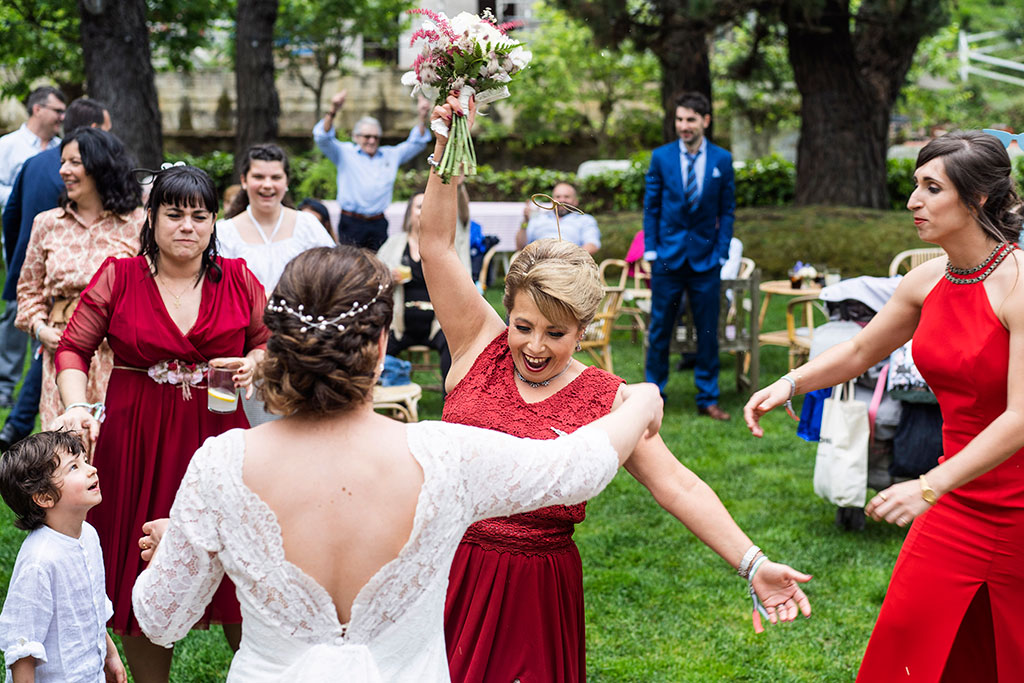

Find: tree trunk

[655,25,713,142]
[785,2,887,208]
[783,0,946,208]
[235,0,280,175]
[77,0,162,168]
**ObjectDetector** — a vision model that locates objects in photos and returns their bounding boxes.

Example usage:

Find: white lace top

[216,210,335,294]
[132,422,618,682]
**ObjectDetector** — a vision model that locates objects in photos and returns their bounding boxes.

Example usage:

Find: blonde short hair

[503,239,602,329]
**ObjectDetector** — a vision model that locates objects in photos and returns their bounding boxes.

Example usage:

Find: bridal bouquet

[401,9,532,183]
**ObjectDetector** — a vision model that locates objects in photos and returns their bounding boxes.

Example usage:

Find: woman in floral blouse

[15,127,143,427]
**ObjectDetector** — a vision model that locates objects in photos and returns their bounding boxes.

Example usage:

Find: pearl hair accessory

[267,282,386,333]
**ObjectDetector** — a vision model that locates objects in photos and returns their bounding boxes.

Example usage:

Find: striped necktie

[684,151,699,212]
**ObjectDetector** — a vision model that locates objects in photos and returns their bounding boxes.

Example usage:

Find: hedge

[172,149,1024,213]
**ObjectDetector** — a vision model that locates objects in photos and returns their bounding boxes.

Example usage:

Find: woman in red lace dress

[53,166,269,683]
[421,96,812,682]
[746,130,1024,681]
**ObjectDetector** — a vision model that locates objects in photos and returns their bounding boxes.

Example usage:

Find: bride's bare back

[241,409,423,625]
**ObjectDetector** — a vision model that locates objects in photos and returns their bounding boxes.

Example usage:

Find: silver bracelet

[66,402,106,423]
[780,375,800,422]
[748,554,771,631]
[737,545,761,578]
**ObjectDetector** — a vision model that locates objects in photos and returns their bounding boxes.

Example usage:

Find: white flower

[508,46,532,70]
[420,83,439,103]
[450,11,505,45]
[401,70,419,87]
[420,63,439,84]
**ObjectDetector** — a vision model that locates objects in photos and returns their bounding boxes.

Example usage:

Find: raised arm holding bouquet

[420,95,812,682]
[402,9,531,183]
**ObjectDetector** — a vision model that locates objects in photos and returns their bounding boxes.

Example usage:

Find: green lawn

[0,211,913,681]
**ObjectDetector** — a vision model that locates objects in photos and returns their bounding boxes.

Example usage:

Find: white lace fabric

[132,421,618,682]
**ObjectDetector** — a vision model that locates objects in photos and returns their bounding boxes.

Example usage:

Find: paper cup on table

[207,367,239,413]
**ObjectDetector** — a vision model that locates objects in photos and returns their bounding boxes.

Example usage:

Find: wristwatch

[919,475,938,505]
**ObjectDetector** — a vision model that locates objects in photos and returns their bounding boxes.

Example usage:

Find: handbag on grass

[814,379,869,507]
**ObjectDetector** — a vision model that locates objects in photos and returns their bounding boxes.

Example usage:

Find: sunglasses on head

[982,129,1024,149]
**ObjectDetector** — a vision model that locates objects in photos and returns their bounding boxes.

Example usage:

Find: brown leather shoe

[698,404,731,421]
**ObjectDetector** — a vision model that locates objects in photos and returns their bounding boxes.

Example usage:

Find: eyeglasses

[982,129,1024,148]
[41,105,66,116]
[357,134,381,140]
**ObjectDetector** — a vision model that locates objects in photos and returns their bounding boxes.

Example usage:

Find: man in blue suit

[643,92,735,420]
[0,98,110,449]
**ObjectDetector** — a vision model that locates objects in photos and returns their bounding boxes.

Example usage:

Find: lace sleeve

[55,257,117,374]
[418,422,620,522]
[132,442,226,648]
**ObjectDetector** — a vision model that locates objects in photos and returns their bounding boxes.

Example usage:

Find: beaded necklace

[514,359,573,388]
[944,242,1016,285]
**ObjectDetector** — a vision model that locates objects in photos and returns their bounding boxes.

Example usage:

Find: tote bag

[813,380,869,507]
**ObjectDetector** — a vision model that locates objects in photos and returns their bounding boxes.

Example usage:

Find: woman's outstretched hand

[751,561,813,624]
[743,379,794,437]
[431,93,477,141]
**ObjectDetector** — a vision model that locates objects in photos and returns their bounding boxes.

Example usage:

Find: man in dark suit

[0,98,110,449]
[643,92,735,420]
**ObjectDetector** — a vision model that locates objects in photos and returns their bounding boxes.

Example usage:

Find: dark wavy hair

[225,143,294,218]
[59,128,141,215]
[916,131,1024,244]
[0,431,86,531]
[262,246,394,416]
[675,91,711,117]
[139,166,222,283]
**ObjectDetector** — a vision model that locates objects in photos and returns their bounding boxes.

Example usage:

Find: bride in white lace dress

[131,246,662,682]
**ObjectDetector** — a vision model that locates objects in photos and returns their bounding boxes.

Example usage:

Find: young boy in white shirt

[0,431,125,682]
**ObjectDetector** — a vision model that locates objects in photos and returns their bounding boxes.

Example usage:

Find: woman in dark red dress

[746,130,1024,681]
[53,166,269,682]
[421,96,812,682]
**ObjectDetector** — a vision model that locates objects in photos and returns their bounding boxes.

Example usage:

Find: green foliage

[734,155,796,207]
[494,2,662,155]
[712,14,800,156]
[292,155,339,201]
[597,206,923,278]
[0,1,82,100]
[893,23,979,137]
[276,0,414,116]
[167,150,237,194]
[886,158,917,211]
[0,1,231,101]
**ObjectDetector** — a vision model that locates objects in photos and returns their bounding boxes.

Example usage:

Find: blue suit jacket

[643,139,735,274]
[1,148,64,301]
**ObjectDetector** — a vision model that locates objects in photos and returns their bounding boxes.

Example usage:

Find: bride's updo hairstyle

[262,246,394,416]
[503,238,602,330]
[916,131,1024,244]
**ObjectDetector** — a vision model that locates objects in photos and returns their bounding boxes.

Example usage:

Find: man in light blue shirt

[516,182,601,255]
[313,89,431,250]
[0,86,66,209]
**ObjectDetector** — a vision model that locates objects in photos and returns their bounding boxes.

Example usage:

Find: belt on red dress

[340,210,386,221]
[461,521,577,555]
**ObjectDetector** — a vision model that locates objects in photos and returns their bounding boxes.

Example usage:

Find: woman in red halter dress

[421,97,813,682]
[746,130,1024,681]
